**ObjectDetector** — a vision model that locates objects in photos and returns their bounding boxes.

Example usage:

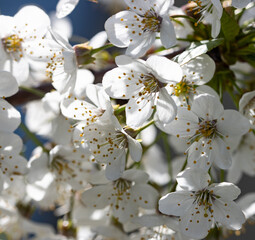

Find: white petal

[131,183,158,209]
[126,32,155,58]
[146,55,182,83]
[126,95,154,128]
[0,71,18,97]
[0,58,29,85]
[191,94,223,120]
[105,11,140,48]
[122,169,149,184]
[212,200,245,230]
[182,54,215,85]
[157,107,198,136]
[127,136,142,162]
[81,185,112,209]
[211,137,232,169]
[217,109,251,136]
[159,191,195,216]
[105,152,126,181]
[180,204,213,239]
[160,16,177,49]
[72,69,95,98]
[14,5,51,38]
[56,0,79,18]
[211,18,221,38]
[188,140,214,170]
[102,67,142,99]
[155,88,177,124]
[0,99,21,132]
[0,132,23,154]
[27,150,49,183]
[86,84,111,110]
[177,168,210,191]
[208,182,241,201]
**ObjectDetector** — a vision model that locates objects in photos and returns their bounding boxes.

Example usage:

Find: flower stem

[136,120,155,134]
[19,86,45,98]
[114,104,126,115]
[91,43,114,55]
[170,15,196,23]
[220,169,225,182]
[20,122,48,153]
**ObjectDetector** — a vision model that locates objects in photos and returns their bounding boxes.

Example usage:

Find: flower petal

[0,99,21,132]
[181,54,215,85]
[177,168,210,191]
[155,88,177,124]
[208,182,241,201]
[159,191,195,216]
[146,55,182,83]
[160,16,176,49]
[191,94,223,120]
[217,109,251,137]
[56,0,79,18]
[212,200,245,230]
[127,135,142,162]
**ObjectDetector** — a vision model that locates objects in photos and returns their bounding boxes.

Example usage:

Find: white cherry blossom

[0,6,50,85]
[103,55,182,128]
[167,54,217,107]
[27,145,93,192]
[74,108,142,180]
[158,94,250,170]
[105,0,177,58]
[159,168,246,239]
[82,169,158,224]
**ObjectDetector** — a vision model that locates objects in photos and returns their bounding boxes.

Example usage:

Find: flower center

[139,73,166,96]
[141,9,162,32]
[173,80,191,97]
[113,179,132,197]
[195,189,214,216]
[51,157,74,176]
[2,34,23,53]
[198,119,217,138]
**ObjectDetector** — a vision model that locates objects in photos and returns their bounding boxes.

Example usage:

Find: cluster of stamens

[194,189,214,217]
[2,34,23,53]
[46,50,65,80]
[141,8,162,32]
[113,179,132,197]
[140,73,165,96]
[93,130,128,159]
[197,118,217,138]
[51,156,74,176]
[188,0,213,26]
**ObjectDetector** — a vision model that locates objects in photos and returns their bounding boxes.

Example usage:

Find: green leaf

[173,38,224,64]
[237,31,255,47]
[221,9,240,41]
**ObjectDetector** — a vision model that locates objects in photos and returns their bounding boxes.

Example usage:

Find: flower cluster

[0,0,255,239]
